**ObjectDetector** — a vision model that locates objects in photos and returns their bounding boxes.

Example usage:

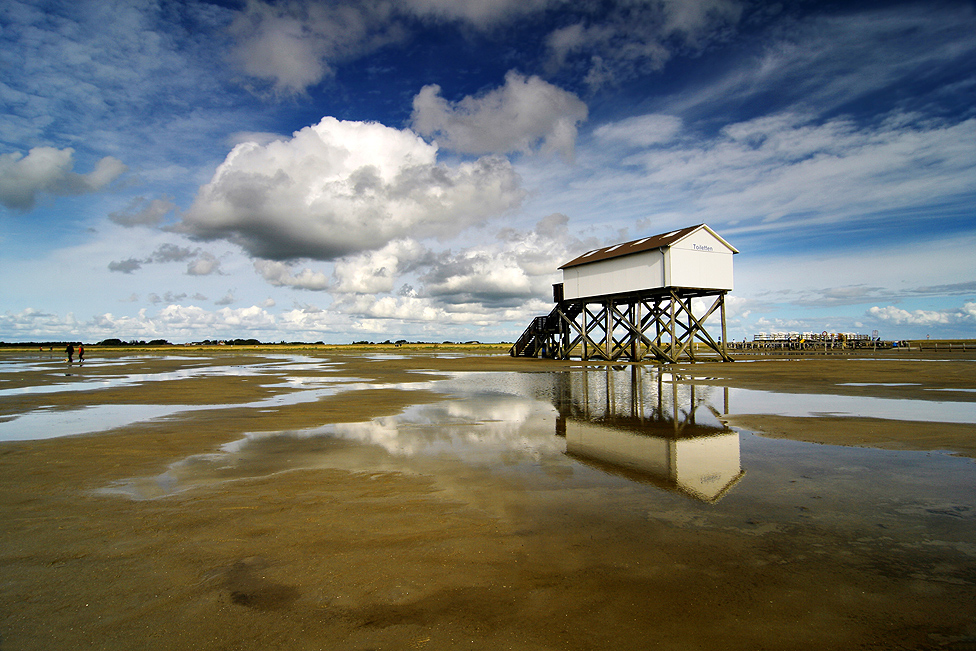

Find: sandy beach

[1,348,975,650]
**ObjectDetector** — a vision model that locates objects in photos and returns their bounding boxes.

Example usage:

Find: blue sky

[1,0,974,343]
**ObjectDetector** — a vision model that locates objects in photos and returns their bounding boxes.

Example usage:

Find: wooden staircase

[510,303,582,357]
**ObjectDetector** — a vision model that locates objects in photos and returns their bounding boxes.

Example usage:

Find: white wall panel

[561,227,734,300]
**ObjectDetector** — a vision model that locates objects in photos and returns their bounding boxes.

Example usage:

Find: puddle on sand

[0,377,400,442]
[101,365,976,619]
[0,354,343,397]
[100,366,975,517]
[102,364,976,622]
[0,352,381,442]
[0,380,394,441]
[729,387,976,423]
[6,354,976,646]
[4,353,975,556]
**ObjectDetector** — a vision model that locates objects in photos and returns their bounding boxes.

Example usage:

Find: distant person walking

[78,343,85,362]
[65,343,74,363]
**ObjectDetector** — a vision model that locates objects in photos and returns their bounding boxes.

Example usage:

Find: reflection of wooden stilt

[656,371,663,421]
[631,365,640,420]
[670,373,679,430]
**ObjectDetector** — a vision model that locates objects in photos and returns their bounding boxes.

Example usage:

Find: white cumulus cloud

[0,147,126,211]
[411,71,588,160]
[867,303,976,326]
[254,260,330,291]
[328,213,588,320]
[225,0,559,94]
[179,116,524,261]
[187,253,221,276]
[331,239,430,295]
[228,0,403,95]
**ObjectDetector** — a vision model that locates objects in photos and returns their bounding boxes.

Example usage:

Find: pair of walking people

[65,343,84,363]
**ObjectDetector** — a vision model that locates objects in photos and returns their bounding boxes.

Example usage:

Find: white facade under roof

[559,224,737,301]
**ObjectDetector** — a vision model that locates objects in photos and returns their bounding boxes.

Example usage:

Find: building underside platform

[511,288,732,364]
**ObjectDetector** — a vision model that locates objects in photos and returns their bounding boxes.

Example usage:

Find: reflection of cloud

[91,367,747,505]
[332,395,561,460]
[95,372,565,498]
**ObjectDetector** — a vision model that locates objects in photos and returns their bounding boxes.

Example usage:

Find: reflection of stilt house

[512,224,738,363]
[554,366,744,502]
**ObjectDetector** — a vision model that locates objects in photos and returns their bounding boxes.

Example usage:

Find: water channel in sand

[2,351,976,650]
[86,363,976,544]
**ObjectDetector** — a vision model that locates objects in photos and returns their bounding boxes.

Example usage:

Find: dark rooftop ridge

[559,223,736,270]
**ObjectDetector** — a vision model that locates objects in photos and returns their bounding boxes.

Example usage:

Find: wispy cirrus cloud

[662,3,976,120]
[0,0,236,164]
[581,111,976,240]
[545,0,744,87]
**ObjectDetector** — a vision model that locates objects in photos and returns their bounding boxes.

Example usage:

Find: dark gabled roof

[559,223,736,270]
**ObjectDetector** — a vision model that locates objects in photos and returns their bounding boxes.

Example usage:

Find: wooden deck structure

[510,286,731,363]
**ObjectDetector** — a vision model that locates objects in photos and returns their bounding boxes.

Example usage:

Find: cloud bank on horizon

[0,0,974,343]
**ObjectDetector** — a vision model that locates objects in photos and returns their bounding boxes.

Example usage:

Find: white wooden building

[559,223,737,301]
[512,224,739,363]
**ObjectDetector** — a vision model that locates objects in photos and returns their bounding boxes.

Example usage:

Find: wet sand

[675,352,976,459]
[1,349,975,650]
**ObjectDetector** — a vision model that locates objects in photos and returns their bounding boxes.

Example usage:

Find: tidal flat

[1,348,975,650]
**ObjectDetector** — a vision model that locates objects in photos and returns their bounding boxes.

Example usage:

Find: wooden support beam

[540,288,733,362]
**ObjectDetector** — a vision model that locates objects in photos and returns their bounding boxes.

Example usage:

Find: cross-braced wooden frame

[511,288,732,363]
